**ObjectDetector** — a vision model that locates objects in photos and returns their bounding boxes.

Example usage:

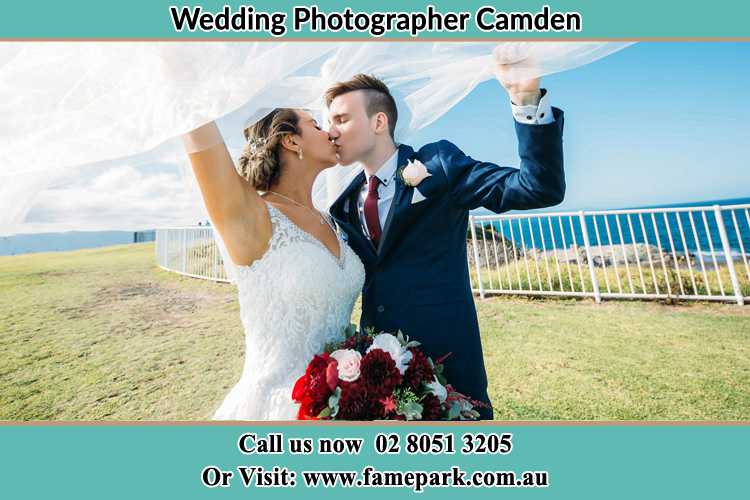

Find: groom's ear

[372,111,390,136]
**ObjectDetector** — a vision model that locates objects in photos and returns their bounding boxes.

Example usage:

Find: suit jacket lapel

[330,170,365,222]
[329,170,377,264]
[377,145,414,258]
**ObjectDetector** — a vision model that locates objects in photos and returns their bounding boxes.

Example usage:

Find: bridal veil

[0,42,632,237]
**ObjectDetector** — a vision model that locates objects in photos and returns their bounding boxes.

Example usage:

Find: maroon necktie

[363,175,382,246]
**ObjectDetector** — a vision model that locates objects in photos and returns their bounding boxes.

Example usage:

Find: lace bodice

[213,203,365,420]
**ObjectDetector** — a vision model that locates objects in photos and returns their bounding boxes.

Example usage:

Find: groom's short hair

[325,74,397,140]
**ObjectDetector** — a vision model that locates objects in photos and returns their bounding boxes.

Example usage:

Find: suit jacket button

[377,305,385,313]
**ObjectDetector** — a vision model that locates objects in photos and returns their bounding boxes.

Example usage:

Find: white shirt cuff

[511,89,554,125]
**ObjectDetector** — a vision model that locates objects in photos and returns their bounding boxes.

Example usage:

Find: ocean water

[3,198,748,258]
[472,197,750,257]
[0,231,154,256]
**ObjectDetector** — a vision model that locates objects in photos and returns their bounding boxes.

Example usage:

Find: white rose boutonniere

[398,159,432,187]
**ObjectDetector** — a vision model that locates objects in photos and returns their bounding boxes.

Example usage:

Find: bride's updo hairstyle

[237,108,300,191]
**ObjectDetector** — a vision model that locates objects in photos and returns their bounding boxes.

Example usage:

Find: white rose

[330,349,362,382]
[367,333,413,375]
[425,377,448,403]
[401,159,432,187]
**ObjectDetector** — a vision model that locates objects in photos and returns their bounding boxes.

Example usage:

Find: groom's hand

[494,63,541,106]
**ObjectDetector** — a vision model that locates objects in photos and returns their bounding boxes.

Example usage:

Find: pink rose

[330,349,362,382]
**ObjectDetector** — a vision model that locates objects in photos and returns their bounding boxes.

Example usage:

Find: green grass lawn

[1,243,748,420]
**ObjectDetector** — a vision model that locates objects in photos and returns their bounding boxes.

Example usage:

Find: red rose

[293,353,331,400]
[342,332,374,352]
[336,382,382,420]
[292,374,308,402]
[326,359,340,391]
[307,353,331,379]
[360,349,402,399]
[308,373,331,408]
[336,382,367,420]
[296,397,319,420]
[421,393,443,421]
[404,348,434,390]
[341,335,358,350]
[293,353,334,419]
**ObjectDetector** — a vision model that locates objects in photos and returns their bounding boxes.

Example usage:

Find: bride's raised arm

[181,121,271,267]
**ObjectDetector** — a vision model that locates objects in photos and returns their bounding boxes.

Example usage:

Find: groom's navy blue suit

[330,107,565,420]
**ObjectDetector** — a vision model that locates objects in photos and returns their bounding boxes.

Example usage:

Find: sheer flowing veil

[0,42,633,239]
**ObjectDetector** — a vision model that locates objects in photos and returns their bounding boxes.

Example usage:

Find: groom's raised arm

[438,93,565,213]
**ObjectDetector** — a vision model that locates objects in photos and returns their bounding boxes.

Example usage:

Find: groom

[327,70,565,420]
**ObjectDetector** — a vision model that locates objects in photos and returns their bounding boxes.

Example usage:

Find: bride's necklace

[265,191,334,230]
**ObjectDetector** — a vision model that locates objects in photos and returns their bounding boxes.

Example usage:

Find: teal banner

[1,423,748,498]
[1,1,749,39]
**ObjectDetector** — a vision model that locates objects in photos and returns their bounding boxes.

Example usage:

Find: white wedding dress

[212,202,365,420]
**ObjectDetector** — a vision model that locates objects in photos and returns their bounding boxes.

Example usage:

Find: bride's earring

[298,148,303,160]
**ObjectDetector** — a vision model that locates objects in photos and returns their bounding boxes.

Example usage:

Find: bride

[182,109,365,420]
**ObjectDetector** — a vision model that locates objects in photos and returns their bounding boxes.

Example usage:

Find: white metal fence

[468,203,750,305]
[155,226,231,283]
[156,203,750,305]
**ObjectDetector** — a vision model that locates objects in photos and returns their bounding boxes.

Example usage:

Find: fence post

[211,228,219,280]
[469,216,485,300]
[713,205,744,306]
[579,211,601,303]
[181,228,187,274]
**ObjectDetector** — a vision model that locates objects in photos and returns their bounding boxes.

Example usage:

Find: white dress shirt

[357,91,555,242]
[357,149,399,241]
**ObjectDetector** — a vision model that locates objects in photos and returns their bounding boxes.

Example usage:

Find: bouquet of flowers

[292,325,489,421]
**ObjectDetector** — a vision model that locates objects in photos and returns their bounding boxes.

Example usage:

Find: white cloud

[20,161,207,233]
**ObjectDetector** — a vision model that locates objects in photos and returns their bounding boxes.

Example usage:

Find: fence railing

[155,203,750,305]
[155,226,230,283]
[468,204,750,305]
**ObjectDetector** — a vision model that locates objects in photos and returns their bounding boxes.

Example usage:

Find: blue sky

[410,42,750,210]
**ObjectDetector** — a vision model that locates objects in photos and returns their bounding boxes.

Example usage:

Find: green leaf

[393,387,419,404]
[448,402,461,420]
[317,407,331,419]
[397,401,423,421]
[405,340,421,349]
[396,331,406,346]
[328,387,342,418]
[344,324,357,338]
